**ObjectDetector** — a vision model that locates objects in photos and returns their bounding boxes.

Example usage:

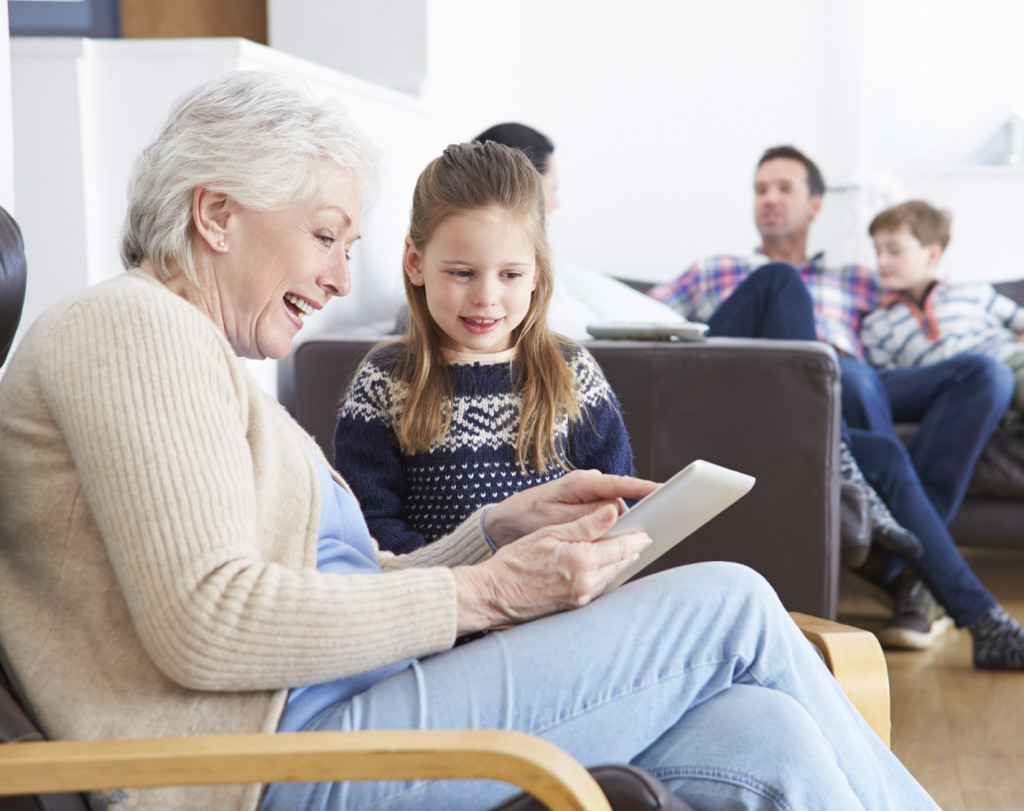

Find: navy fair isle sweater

[333,343,635,554]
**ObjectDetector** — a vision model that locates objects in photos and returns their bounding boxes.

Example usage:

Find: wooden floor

[837,547,1024,811]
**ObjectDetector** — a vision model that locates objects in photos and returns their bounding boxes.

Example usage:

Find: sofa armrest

[278,334,385,458]
[585,338,842,618]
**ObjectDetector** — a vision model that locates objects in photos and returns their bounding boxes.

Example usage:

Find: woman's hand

[451,500,652,634]
[482,469,658,547]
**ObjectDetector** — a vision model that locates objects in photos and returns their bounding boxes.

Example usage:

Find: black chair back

[0,205,27,369]
[0,206,84,810]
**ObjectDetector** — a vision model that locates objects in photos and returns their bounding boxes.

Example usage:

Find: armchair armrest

[0,729,610,811]
[790,612,891,747]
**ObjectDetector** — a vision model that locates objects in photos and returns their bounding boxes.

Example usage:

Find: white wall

[265,0,862,282]
[505,0,1024,284]
[9,2,1024,391]
[521,0,849,281]
[913,168,1024,284]
[0,2,13,212]
[269,0,427,95]
[819,0,1024,277]
[275,0,1024,287]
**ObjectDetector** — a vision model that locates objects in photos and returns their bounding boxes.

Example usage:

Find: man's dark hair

[473,122,554,175]
[757,145,825,198]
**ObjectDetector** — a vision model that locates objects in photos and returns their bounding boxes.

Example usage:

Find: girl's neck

[442,346,516,365]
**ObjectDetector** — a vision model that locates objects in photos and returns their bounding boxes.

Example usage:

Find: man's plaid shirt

[647,250,882,360]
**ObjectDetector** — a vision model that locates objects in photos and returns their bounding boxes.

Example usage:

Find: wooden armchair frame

[0,614,888,811]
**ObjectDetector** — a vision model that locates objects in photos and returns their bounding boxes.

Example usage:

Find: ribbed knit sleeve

[27,275,462,692]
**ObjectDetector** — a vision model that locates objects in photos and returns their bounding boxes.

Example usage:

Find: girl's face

[405,207,537,354]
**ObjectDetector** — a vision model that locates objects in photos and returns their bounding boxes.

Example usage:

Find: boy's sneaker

[970,605,1024,670]
[876,576,953,650]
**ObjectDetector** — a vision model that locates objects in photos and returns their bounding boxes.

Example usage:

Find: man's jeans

[839,355,1014,523]
[706,263,1012,625]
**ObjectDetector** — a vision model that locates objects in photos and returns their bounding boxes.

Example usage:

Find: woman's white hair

[120,70,380,281]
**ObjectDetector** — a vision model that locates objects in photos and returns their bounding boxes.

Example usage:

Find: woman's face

[208,167,362,360]
[542,154,560,216]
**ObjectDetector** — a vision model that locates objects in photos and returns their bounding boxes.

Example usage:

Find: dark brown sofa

[278,334,844,619]
[925,279,1024,548]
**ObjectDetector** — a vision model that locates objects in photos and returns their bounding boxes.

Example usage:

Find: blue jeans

[839,355,1014,523]
[845,427,995,625]
[838,357,1012,624]
[260,564,936,811]
[707,262,817,340]
[706,264,1009,625]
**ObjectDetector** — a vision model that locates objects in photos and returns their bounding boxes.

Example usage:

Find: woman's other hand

[482,469,658,546]
[452,501,652,633]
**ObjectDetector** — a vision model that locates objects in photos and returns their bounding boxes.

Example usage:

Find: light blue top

[277,460,416,732]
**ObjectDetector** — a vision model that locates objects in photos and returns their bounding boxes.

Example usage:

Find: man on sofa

[647,147,1024,669]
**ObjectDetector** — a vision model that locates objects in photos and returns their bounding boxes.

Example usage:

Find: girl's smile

[460,316,502,334]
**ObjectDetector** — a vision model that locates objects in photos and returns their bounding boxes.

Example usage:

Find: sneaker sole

[877,615,954,650]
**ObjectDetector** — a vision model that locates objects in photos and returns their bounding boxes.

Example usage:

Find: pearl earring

[217,241,226,249]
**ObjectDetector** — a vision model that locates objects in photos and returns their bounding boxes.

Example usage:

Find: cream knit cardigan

[0,270,493,809]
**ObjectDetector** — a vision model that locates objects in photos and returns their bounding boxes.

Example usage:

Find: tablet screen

[603,460,755,590]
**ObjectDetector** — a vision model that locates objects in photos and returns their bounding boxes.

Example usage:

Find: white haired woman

[0,71,937,811]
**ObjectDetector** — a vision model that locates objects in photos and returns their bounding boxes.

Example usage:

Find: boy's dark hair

[757,145,825,197]
[473,122,554,175]
[869,200,952,251]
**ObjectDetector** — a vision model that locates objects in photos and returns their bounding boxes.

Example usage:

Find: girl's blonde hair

[392,141,581,473]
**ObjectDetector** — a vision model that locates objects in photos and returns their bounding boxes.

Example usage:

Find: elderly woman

[0,72,936,811]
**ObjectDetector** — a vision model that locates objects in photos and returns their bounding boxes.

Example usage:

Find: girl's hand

[452,502,652,633]
[482,469,658,547]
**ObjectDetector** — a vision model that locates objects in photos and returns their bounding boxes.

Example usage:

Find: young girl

[333,141,634,554]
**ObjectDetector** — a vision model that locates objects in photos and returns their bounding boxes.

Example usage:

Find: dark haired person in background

[472,122,684,340]
[474,122,559,212]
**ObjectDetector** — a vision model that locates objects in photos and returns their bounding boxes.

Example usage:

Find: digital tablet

[602,459,756,590]
[586,321,709,342]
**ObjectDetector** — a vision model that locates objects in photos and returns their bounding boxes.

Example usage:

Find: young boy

[861,200,1024,428]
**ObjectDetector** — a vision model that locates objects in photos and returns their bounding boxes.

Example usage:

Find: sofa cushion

[968,428,1024,497]
[897,424,1024,498]
[994,279,1024,307]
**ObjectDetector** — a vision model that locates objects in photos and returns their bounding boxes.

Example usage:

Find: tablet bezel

[603,459,755,590]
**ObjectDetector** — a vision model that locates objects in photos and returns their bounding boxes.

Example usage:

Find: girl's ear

[193,187,235,253]
[404,236,426,286]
